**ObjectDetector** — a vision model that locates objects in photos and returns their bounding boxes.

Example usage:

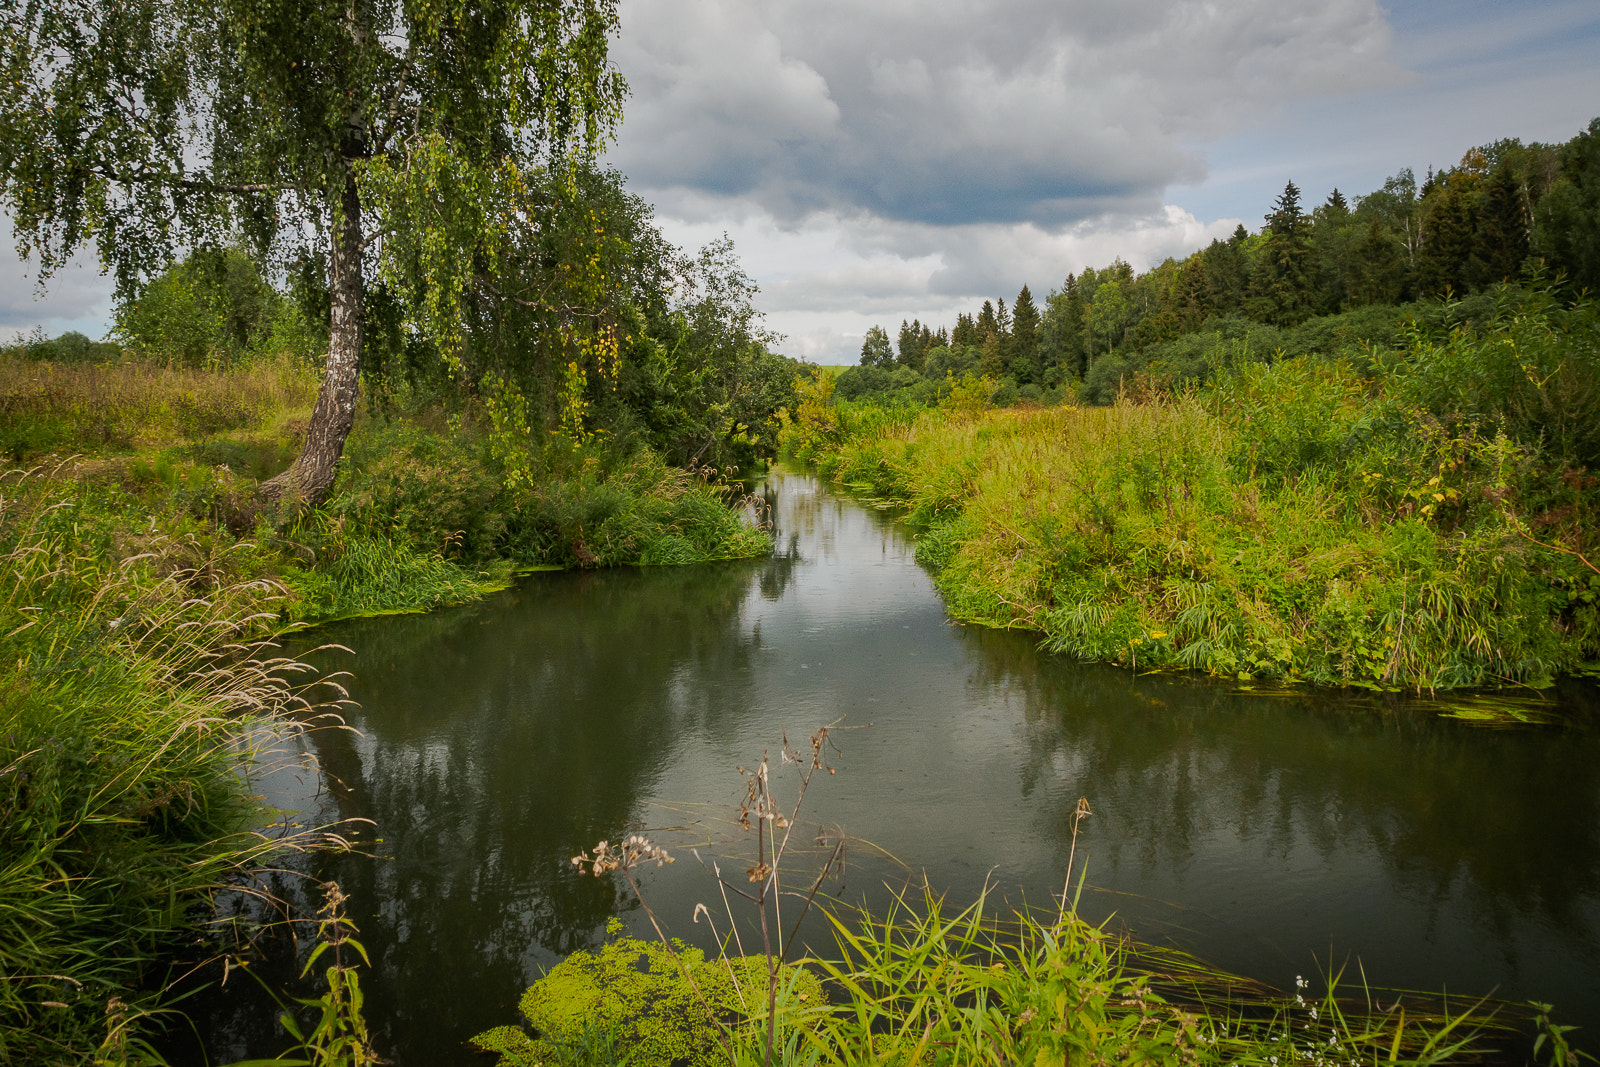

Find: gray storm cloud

[610,0,1405,226]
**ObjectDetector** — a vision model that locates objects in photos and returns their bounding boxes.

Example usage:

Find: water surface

[179,468,1600,1063]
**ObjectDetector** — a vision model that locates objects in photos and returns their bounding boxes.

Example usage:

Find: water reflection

[170,468,1600,1064]
[969,635,1600,1003]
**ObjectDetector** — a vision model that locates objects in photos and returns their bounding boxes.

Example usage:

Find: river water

[177,467,1600,1063]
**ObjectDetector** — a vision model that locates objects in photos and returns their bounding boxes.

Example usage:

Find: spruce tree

[1176,258,1211,329]
[1352,214,1404,305]
[1418,175,1477,297]
[1476,164,1529,286]
[1010,285,1040,383]
[1250,180,1315,325]
[977,301,998,338]
[897,319,932,370]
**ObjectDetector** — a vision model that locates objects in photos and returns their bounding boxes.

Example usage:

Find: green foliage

[471,933,824,1067]
[0,473,344,1063]
[778,885,1502,1067]
[790,293,1600,694]
[1381,286,1600,470]
[366,168,800,478]
[116,247,317,367]
[0,0,625,302]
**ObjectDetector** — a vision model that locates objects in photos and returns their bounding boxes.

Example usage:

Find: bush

[1384,287,1600,469]
[115,247,317,366]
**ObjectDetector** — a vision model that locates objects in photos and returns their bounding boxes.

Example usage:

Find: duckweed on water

[472,927,824,1067]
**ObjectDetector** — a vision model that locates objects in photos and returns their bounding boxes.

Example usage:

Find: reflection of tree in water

[255,561,794,1060]
[958,625,1600,970]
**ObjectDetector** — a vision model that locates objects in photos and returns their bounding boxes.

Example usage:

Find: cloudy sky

[5,0,1598,362]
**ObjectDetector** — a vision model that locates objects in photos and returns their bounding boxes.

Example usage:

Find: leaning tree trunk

[260,168,364,508]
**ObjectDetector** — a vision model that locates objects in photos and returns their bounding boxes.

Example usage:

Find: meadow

[783,288,1600,696]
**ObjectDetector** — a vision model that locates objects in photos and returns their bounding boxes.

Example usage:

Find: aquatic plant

[472,923,823,1067]
[474,727,1517,1067]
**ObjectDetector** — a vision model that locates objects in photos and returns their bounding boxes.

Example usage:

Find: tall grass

[783,354,1599,693]
[0,470,350,1063]
[0,352,318,459]
[789,884,1502,1067]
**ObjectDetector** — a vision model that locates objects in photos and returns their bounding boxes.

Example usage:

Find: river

[172,466,1600,1064]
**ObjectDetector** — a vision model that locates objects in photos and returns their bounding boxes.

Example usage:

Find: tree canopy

[1,0,626,503]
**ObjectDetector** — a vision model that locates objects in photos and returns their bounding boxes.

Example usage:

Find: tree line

[846,117,1600,406]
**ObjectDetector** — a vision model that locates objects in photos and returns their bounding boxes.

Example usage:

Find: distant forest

[842,117,1600,406]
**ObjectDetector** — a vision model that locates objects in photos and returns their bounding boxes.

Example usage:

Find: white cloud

[605,0,1413,365]
[0,221,116,339]
[652,205,1240,365]
[611,0,1405,225]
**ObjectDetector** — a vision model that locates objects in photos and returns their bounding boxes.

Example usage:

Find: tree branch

[79,160,296,196]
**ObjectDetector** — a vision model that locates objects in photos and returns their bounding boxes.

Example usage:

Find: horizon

[5,0,1598,362]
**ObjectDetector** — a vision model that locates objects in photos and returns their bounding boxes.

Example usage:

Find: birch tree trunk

[260,170,364,507]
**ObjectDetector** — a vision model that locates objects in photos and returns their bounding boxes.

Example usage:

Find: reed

[0,470,352,1063]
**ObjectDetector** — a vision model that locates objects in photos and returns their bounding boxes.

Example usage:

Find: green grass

[782,300,1600,697]
[0,472,344,1064]
[0,346,777,1062]
[792,884,1507,1067]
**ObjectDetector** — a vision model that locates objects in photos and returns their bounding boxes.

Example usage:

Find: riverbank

[0,348,774,1061]
[782,291,1600,697]
[149,466,1600,1065]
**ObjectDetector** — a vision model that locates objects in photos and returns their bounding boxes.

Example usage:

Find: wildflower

[570,834,673,877]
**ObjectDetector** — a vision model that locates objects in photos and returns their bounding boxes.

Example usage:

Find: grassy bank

[0,345,774,1061]
[1,347,773,624]
[0,471,347,1063]
[783,291,1600,694]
